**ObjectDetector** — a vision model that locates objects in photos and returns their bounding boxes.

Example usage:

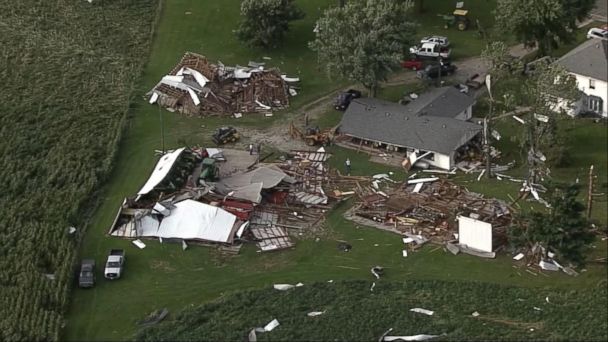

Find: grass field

[64,0,607,341]
[135,280,608,341]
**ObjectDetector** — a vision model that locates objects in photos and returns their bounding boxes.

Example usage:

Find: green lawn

[65,0,607,341]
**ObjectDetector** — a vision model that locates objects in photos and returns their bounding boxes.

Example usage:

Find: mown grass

[136,279,608,341]
[65,0,607,341]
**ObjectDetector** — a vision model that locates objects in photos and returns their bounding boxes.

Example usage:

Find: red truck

[401,58,423,71]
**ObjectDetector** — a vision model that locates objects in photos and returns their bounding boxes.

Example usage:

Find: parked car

[104,249,125,280]
[587,27,608,40]
[410,42,452,59]
[420,35,450,47]
[335,89,362,111]
[401,58,423,71]
[416,62,457,79]
[78,259,96,288]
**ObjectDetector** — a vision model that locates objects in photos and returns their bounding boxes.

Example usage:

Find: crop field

[136,280,608,341]
[0,0,159,340]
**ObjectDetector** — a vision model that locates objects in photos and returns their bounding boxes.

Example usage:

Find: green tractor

[199,158,219,183]
[443,9,470,31]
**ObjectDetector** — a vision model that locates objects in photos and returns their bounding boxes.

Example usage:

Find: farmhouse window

[589,78,595,90]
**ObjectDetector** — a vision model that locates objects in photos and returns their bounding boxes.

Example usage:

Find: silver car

[420,35,450,47]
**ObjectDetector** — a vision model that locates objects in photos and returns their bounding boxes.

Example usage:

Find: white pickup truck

[409,42,451,59]
[104,249,125,280]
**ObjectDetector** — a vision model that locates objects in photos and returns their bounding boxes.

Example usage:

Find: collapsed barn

[147,52,299,116]
[108,147,332,253]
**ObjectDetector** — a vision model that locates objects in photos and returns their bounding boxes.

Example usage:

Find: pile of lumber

[148,52,296,116]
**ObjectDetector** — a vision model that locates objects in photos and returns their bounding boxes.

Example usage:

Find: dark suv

[335,89,362,111]
[78,259,96,288]
[416,62,457,79]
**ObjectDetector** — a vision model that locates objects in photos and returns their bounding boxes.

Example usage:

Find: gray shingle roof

[556,39,608,82]
[401,86,476,118]
[339,96,482,155]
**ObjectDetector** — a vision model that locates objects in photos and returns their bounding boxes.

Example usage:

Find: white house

[338,87,481,170]
[555,39,608,117]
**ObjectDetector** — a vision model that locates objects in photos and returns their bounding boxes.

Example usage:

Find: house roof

[556,39,608,82]
[339,96,482,155]
[137,148,186,197]
[403,86,476,118]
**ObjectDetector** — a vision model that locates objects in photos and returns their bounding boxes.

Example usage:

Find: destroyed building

[108,146,332,253]
[344,177,512,258]
[147,52,299,116]
[337,87,482,170]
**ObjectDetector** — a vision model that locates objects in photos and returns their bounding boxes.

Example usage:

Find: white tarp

[137,148,186,196]
[156,200,237,243]
[187,87,201,106]
[183,67,209,88]
[458,215,493,253]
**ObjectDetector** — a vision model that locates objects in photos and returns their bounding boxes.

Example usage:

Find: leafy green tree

[236,0,305,49]
[494,0,594,56]
[309,0,416,97]
[509,182,594,266]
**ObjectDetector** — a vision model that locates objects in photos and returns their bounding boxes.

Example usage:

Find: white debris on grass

[307,311,325,317]
[410,308,434,316]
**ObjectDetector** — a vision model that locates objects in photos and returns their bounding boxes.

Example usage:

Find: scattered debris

[383,333,444,341]
[371,266,384,279]
[337,242,352,252]
[132,239,146,249]
[471,311,480,317]
[138,308,169,326]
[410,308,435,316]
[307,311,325,317]
[147,52,298,116]
[263,319,280,332]
[370,282,376,292]
[513,253,525,261]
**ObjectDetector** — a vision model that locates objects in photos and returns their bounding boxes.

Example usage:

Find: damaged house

[337,86,482,170]
[147,52,299,116]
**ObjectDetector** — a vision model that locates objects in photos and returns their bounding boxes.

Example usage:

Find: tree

[236,0,305,49]
[509,182,594,266]
[480,45,579,177]
[494,0,594,56]
[309,0,416,97]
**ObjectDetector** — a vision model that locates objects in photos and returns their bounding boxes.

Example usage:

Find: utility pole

[587,165,594,220]
[436,57,443,87]
[484,74,493,179]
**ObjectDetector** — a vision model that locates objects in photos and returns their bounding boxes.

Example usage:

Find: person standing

[345,158,351,175]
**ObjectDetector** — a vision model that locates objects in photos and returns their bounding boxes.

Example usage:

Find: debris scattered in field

[263,319,280,332]
[307,311,325,317]
[471,311,480,317]
[147,52,298,116]
[132,239,146,249]
[371,266,384,279]
[410,308,435,316]
[138,308,169,326]
[513,253,525,261]
[273,282,304,291]
[370,282,376,291]
[382,333,444,341]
